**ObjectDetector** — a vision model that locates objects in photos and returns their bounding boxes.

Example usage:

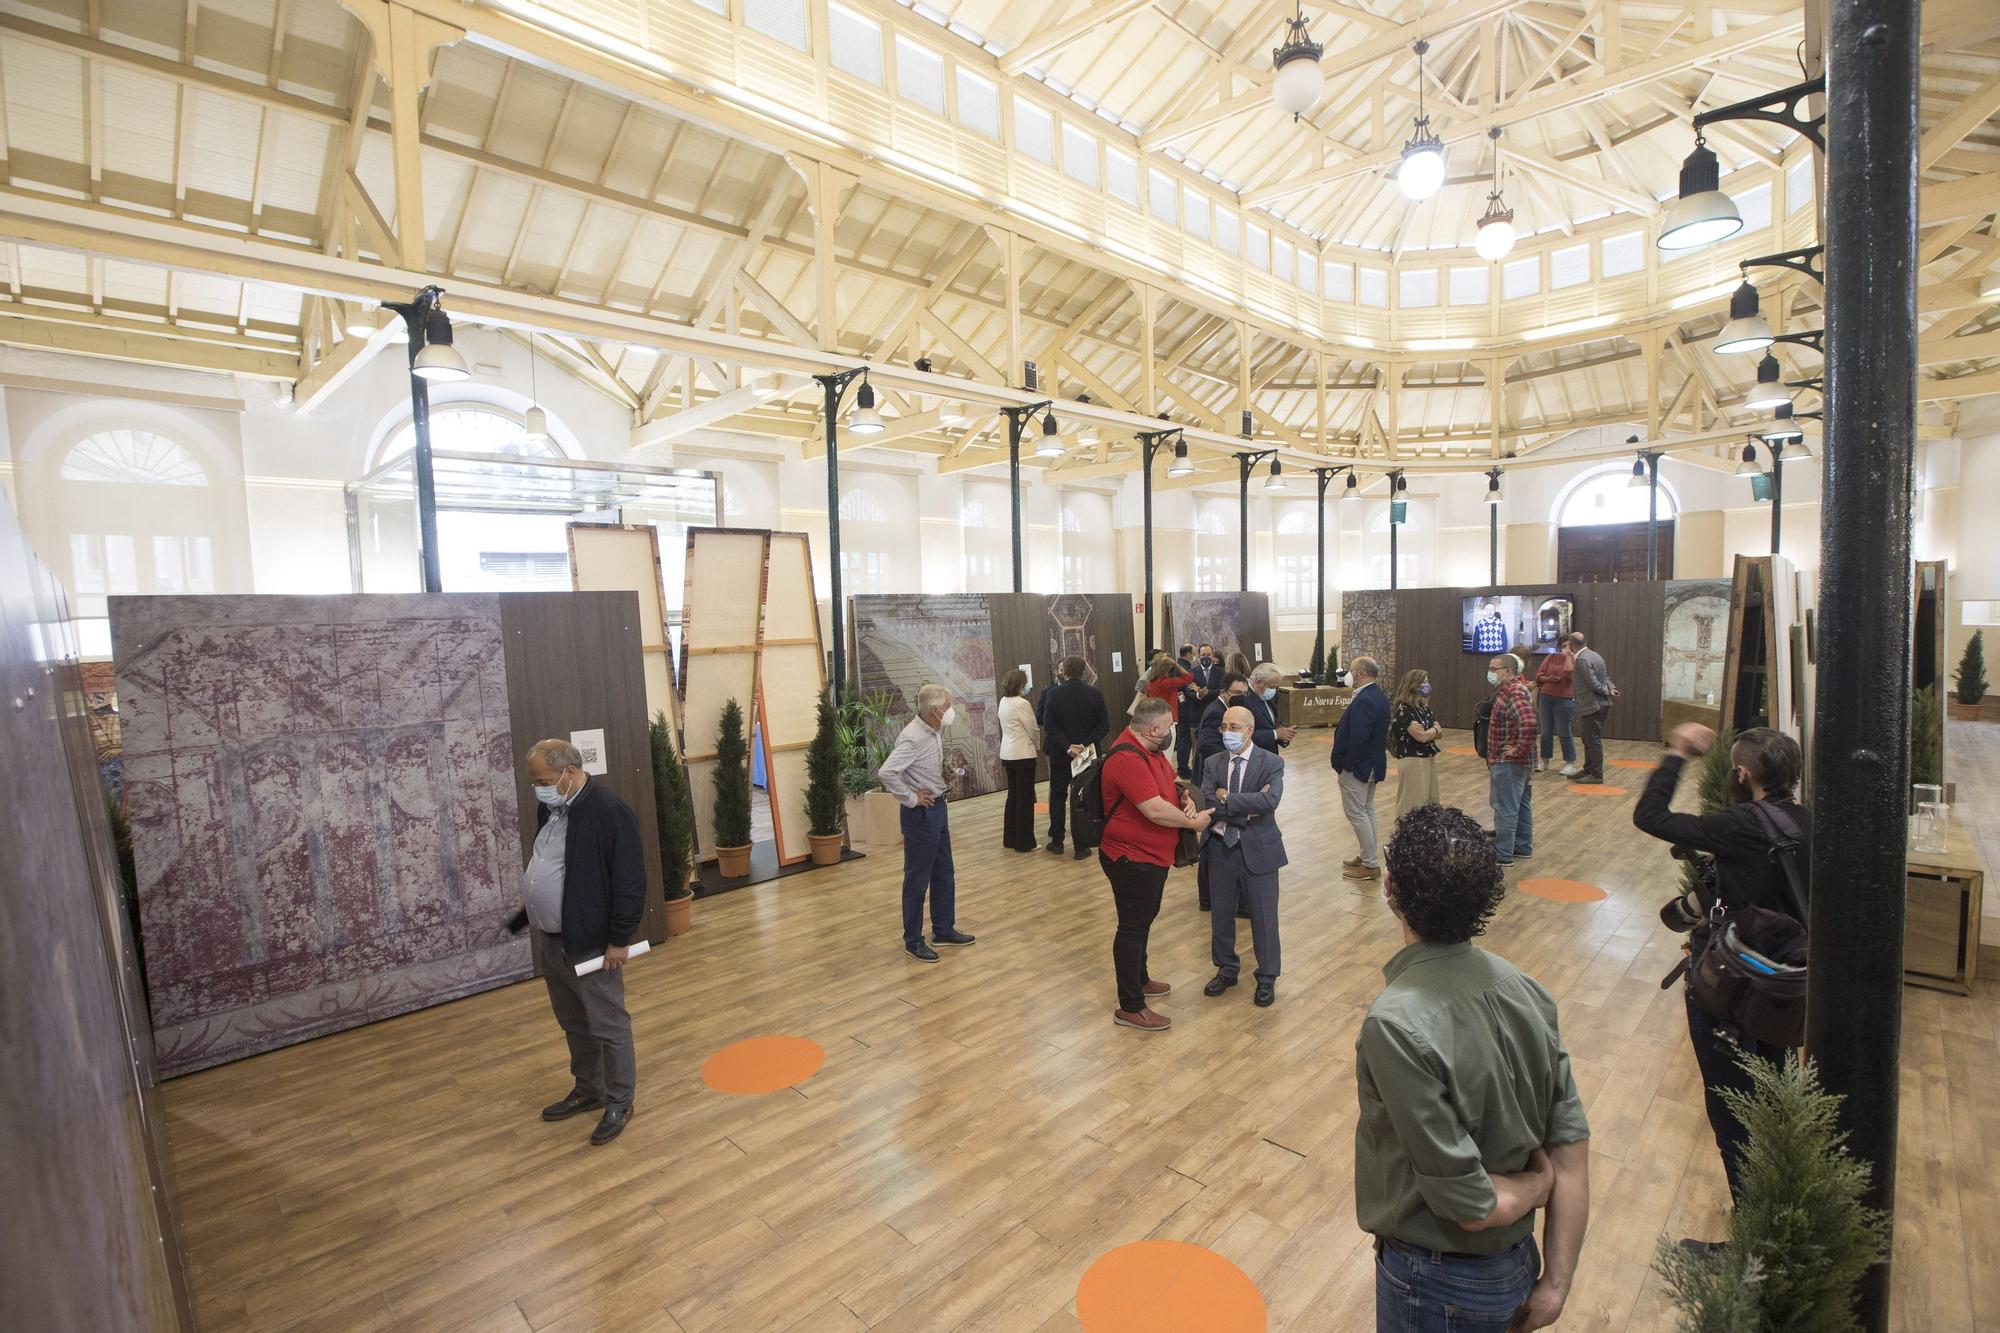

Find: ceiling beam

[999,0,1155,76]
[0,309,296,377]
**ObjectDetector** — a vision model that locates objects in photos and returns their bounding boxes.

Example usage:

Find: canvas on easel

[568,523,681,733]
[679,529,770,861]
[758,532,824,866]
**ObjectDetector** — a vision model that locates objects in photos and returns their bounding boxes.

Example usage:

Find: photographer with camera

[1633,723,1812,1256]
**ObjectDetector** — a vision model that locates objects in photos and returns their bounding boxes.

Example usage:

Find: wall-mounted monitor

[1461,595,1575,654]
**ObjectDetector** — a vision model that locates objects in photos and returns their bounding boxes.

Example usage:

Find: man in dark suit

[1039,654,1110,859]
[1244,663,1298,754]
[1330,655,1390,883]
[1193,671,1250,911]
[520,738,647,1146]
[1197,706,1289,1006]
[1180,641,1223,779]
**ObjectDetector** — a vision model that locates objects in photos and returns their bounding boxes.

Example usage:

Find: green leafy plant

[1308,638,1326,684]
[1910,686,1941,791]
[712,698,753,848]
[805,691,847,838]
[836,684,895,797]
[649,710,696,897]
[1655,1051,1888,1331]
[1682,727,1737,903]
[1955,629,1987,706]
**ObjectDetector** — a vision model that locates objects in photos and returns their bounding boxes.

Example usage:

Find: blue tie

[1224,756,1245,846]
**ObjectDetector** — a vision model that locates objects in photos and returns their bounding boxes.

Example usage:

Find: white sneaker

[1560,764,1579,777]
[1534,759,1546,773]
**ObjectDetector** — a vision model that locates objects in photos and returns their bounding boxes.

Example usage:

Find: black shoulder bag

[1671,802,1810,1049]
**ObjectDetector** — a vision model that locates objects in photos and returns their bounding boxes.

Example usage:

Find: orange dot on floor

[1519,877,1610,904]
[1445,746,1480,757]
[1077,1241,1266,1333]
[1567,783,1629,796]
[1034,801,1049,813]
[701,1036,824,1095]
[1609,758,1659,770]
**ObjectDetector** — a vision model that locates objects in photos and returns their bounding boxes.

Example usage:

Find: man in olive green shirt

[1356,804,1591,1331]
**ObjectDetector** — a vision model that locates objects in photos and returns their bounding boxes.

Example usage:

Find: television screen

[1461,595,1574,654]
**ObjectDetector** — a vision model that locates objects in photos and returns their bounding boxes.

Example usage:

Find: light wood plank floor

[163,730,2000,1332]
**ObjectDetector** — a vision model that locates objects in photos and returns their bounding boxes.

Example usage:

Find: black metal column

[1769,442,1786,555]
[1143,445,1156,653]
[1390,508,1399,591]
[1237,455,1252,591]
[820,374,848,699]
[1646,455,1661,579]
[1007,411,1025,593]
[397,322,443,595]
[1809,0,1920,1325]
[1488,503,1498,586]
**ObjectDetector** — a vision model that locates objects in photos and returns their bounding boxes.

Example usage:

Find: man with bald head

[520,738,645,1145]
[1331,655,1390,881]
[1197,705,1289,1006]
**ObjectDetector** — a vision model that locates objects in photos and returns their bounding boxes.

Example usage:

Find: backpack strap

[1097,742,1146,822]
[1744,800,1810,925]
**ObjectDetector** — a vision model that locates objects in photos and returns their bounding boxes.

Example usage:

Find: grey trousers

[1339,771,1381,868]
[1208,839,1281,984]
[1578,707,1608,778]
[539,930,636,1109]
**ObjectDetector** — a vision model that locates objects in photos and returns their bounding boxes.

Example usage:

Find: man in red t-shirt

[1099,697,1211,1032]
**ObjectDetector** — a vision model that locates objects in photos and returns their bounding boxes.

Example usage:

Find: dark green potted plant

[650,710,697,933]
[837,684,901,850]
[1951,629,1986,721]
[712,698,754,878]
[1911,685,1941,794]
[805,691,847,866]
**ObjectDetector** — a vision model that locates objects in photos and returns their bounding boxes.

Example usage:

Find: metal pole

[1008,410,1025,594]
[1809,0,1920,1323]
[1769,442,1785,555]
[1390,500,1400,591]
[1489,500,1498,586]
[401,312,443,594]
[1142,439,1156,654]
[1316,470,1330,682]
[821,374,846,699]
[1238,454,1252,591]
[1647,455,1661,579]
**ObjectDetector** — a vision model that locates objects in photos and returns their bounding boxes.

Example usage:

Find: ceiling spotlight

[1474,128,1515,260]
[1271,2,1324,119]
[1342,471,1360,499]
[1627,456,1650,490]
[1761,402,1805,444]
[1744,353,1791,411]
[1264,458,1288,491]
[848,378,885,433]
[1735,441,1763,477]
[1658,138,1743,252]
[1713,281,1774,356]
[1035,409,1065,458]
[523,405,550,443]
[411,303,469,381]
[1397,41,1446,201]
[1167,439,1195,477]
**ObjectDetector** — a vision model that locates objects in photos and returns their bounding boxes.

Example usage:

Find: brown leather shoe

[1113,1008,1172,1031]
[1142,979,1171,999]
[1343,856,1365,870]
[1343,864,1380,881]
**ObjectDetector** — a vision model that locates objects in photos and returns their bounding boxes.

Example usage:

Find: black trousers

[1578,708,1608,779]
[1100,853,1167,1013]
[1175,715,1195,777]
[1685,991,1788,1204]
[1001,758,1038,851]
[1046,755,1072,845]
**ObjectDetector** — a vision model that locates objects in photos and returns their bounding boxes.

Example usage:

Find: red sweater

[1145,670,1193,704]
[1534,651,1574,700]
[1099,728,1182,865]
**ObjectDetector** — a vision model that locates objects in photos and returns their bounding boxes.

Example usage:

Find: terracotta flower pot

[715,844,752,878]
[665,891,692,937]
[807,832,845,867]
[1948,700,1984,722]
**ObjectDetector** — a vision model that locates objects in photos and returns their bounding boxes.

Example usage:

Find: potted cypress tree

[805,691,847,866]
[1951,629,1986,721]
[712,698,754,878]
[650,710,697,934]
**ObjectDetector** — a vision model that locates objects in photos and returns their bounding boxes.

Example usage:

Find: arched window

[1554,463,1681,582]
[377,404,563,468]
[1273,500,1318,610]
[1555,464,1681,527]
[62,430,208,486]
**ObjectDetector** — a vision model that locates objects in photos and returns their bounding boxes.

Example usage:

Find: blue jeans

[1488,763,1533,860]
[1536,694,1575,763]
[899,801,956,947]
[1376,1236,1540,1332]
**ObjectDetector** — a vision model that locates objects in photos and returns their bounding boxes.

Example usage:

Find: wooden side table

[1905,818,1984,995]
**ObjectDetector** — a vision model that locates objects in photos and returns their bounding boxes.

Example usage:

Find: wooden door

[1557,521,1675,583]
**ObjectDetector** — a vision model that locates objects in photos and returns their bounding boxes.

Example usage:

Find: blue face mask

[1486,672,1500,687]
[1259,687,1276,701]
[534,780,566,808]
[1418,683,1432,697]
[1222,731,1246,753]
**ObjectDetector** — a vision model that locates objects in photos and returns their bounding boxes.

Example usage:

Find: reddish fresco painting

[111,594,529,1076]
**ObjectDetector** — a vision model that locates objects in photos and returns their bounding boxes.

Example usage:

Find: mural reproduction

[1340,590,1399,685]
[1662,579,1733,708]
[1165,593,1265,663]
[850,594,1002,799]
[111,594,528,1075]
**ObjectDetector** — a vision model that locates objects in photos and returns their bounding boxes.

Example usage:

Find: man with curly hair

[1356,804,1591,1331]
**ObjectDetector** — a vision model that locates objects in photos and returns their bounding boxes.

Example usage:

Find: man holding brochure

[521,738,645,1146]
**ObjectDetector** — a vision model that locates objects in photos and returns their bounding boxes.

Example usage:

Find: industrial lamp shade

[1342,472,1359,499]
[1744,353,1791,411]
[1627,457,1650,490]
[1271,13,1325,119]
[1035,410,1065,458]
[848,380,885,433]
[1398,131,1446,200]
[1485,477,1503,504]
[412,341,470,381]
[1474,200,1516,260]
[1263,458,1287,491]
[1735,442,1763,477]
[1761,403,1805,444]
[522,405,550,442]
[1657,142,1742,251]
[1713,282,1774,356]
[1167,440,1194,477]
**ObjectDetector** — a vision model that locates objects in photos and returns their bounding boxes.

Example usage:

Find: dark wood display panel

[1557,520,1675,583]
[989,592,1137,780]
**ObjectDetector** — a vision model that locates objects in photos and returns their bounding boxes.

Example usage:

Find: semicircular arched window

[61,430,208,486]
[379,405,561,467]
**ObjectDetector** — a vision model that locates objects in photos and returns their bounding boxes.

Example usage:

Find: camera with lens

[1658,845,1717,933]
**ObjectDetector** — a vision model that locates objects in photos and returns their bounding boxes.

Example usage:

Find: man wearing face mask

[1244,663,1298,753]
[1180,642,1221,778]
[879,683,979,963]
[1331,656,1390,882]
[1634,724,1811,1250]
[1197,705,1288,1007]
[1484,655,1538,866]
[1193,671,1251,911]
[520,739,645,1146]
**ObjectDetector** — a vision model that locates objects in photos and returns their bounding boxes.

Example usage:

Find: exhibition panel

[758,532,826,866]
[567,523,681,732]
[849,593,1003,798]
[1162,592,1274,668]
[678,529,770,862]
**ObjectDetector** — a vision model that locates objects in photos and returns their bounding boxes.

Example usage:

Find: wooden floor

[163,729,2000,1333]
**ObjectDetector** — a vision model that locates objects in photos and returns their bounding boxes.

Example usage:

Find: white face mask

[1259,687,1276,702]
[938,705,957,729]
[1486,672,1501,686]
[1221,731,1246,753]
[534,776,567,807]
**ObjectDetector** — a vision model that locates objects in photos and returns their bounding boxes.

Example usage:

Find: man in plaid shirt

[1486,654,1539,865]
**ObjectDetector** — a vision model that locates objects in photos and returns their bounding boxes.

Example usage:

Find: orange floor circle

[1608,758,1659,770]
[1518,877,1610,903]
[1034,801,1049,813]
[1445,745,1480,757]
[700,1036,825,1095]
[1566,783,1629,796]
[1076,1241,1267,1333]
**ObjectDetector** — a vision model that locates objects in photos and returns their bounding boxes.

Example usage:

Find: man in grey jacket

[1567,631,1618,783]
[1196,706,1289,1007]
